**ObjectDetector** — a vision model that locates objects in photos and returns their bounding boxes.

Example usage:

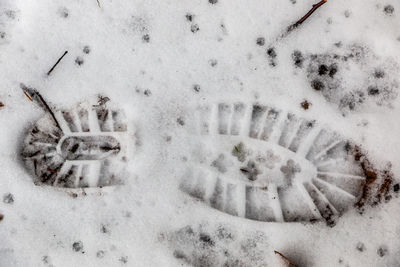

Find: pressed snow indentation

[181,102,367,225]
[22,102,128,189]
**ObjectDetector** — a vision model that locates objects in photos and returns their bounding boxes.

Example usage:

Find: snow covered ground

[1,0,400,266]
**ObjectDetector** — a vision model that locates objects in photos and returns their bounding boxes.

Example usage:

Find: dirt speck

[177,117,185,126]
[383,5,394,15]
[144,89,152,96]
[209,59,218,67]
[97,250,105,258]
[267,47,277,67]
[292,50,304,68]
[83,46,90,54]
[190,24,200,33]
[393,183,399,192]
[3,193,14,204]
[356,242,365,252]
[142,34,150,43]
[311,79,325,91]
[72,241,84,252]
[301,100,311,110]
[119,256,128,264]
[186,13,194,22]
[377,246,388,257]
[256,37,265,46]
[75,57,84,66]
[193,84,200,93]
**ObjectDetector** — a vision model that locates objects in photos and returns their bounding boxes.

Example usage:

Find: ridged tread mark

[22,102,128,189]
[182,102,366,224]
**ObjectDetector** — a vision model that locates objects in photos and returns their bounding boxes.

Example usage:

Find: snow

[1,0,400,266]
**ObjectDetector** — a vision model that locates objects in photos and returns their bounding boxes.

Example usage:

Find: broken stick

[47,50,68,76]
[287,0,328,33]
[21,84,62,132]
[276,0,328,41]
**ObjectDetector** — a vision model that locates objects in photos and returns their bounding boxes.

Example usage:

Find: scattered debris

[47,50,68,76]
[383,5,394,16]
[0,214,3,222]
[95,95,110,106]
[349,145,395,209]
[0,102,4,108]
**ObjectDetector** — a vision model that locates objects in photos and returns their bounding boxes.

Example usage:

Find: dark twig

[267,0,328,64]
[288,0,327,33]
[96,0,101,7]
[274,250,296,266]
[47,51,68,76]
[21,84,62,132]
[274,0,328,41]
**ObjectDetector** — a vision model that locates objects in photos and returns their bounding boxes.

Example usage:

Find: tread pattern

[181,102,366,224]
[22,103,127,188]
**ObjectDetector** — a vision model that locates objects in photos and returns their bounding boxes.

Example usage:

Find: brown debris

[0,214,3,222]
[274,250,296,266]
[23,91,33,101]
[350,145,394,209]
[300,100,311,110]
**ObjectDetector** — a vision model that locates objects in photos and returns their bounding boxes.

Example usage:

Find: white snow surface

[1,0,400,266]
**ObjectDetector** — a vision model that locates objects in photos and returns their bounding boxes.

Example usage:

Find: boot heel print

[22,102,128,189]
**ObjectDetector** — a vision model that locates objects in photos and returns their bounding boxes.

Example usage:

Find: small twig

[96,0,101,8]
[23,91,33,101]
[21,84,62,132]
[267,0,328,63]
[274,0,328,41]
[287,0,327,33]
[47,51,68,76]
[274,250,296,266]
